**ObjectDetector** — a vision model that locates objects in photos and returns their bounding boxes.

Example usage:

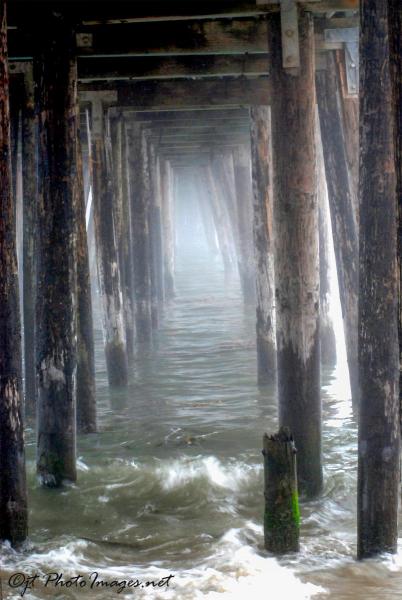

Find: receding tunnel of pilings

[1,1,401,590]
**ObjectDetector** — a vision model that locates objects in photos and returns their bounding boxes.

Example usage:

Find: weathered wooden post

[87,97,129,386]
[232,145,256,305]
[160,158,176,300]
[203,164,235,275]
[316,52,359,403]
[196,172,219,257]
[121,118,135,359]
[250,106,276,385]
[357,0,400,559]
[18,63,37,417]
[76,129,96,433]
[9,71,22,203]
[388,0,401,423]
[127,123,153,345]
[263,428,300,554]
[269,10,322,498]
[316,111,336,367]
[0,0,28,544]
[35,14,78,486]
[148,142,164,323]
[110,113,135,361]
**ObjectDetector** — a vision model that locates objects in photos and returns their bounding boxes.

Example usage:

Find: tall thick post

[127,125,153,345]
[269,11,322,498]
[232,145,256,305]
[388,0,401,427]
[316,52,359,404]
[21,66,37,416]
[0,0,28,543]
[160,158,175,300]
[76,131,96,433]
[35,15,77,486]
[90,102,128,385]
[250,106,276,385]
[357,0,400,559]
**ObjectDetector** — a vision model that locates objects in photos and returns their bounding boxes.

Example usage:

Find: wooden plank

[80,79,271,109]
[8,1,268,27]
[78,54,269,81]
[77,18,269,57]
[9,17,269,58]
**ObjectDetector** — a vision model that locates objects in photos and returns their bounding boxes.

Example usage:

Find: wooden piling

[148,143,164,323]
[89,104,129,386]
[0,0,28,543]
[204,164,234,275]
[316,111,336,367]
[263,428,300,554]
[357,0,400,560]
[160,158,176,300]
[21,66,37,417]
[250,106,277,385]
[232,145,256,305]
[111,115,135,362]
[76,129,96,433]
[35,15,78,486]
[388,0,401,430]
[120,120,135,360]
[269,10,322,498]
[316,52,359,403]
[127,125,153,345]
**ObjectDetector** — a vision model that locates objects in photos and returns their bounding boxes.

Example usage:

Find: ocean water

[1,248,402,600]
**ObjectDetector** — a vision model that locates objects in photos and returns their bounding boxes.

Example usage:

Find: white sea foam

[154,455,260,492]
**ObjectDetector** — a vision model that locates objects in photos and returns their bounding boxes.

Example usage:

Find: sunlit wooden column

[316,52,359,404]
[250,106,276,385]
[89,99,129,385]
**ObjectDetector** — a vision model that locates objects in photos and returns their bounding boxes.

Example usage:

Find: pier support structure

[0,0,28,542]
[269,10,322,498]
[35,15,78,485]
[357,0,400,560]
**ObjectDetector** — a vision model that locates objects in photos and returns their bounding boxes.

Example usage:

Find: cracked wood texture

[269,10,322,498]
[250,106,276,385]
[35,15,78,487]
[357,0,400,559]
[0,0,27,544]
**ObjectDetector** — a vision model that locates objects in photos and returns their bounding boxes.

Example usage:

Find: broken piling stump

[263,428,300,555]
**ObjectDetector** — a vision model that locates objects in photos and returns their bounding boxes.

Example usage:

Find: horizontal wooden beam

[7,2,268,27]
[77,18,268,58]
[142,125,250,135]
[121,108,250,121]
[79,78,271,109]
[152,135,250,146]
[78,54,269,82]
